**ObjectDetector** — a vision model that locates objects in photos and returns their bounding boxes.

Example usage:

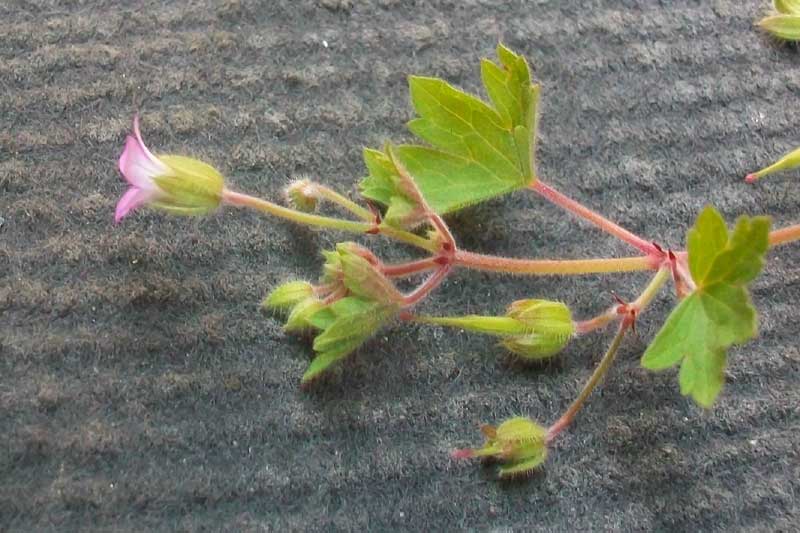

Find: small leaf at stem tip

[642,206,770,408]
[758,14,800,41]
[360,44,540,217]
[746,145,800,182]
[263,281,314,310]
[454,417,548,478]
[774,0,800,15]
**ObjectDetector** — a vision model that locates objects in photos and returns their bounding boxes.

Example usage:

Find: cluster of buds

[452,417,549,478]
[284,178,319,212]
[264,243,403,383]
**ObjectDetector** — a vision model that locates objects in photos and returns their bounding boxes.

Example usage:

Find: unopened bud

[503,299,574,360]
[336,243,403,304]
[285,178,318,212]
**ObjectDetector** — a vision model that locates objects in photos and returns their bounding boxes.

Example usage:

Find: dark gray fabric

[2,1,799,530]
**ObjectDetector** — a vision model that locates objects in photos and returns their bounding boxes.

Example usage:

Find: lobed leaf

[360,44,540,221]
[642,207,770,407]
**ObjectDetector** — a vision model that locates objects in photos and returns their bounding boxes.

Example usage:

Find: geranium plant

[114,45,800,479]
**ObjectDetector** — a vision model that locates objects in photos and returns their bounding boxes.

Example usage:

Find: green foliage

[303,297,399,384]
[360,44,540,223]
[642,207,770,407]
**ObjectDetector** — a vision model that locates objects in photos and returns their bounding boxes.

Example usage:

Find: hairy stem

[574,307,618,335]
[769,224,800,247]
[402,265,452,307]
[546,267,670,442]
[531,180,660,256]
[222,189,435,252]
[546,322,629,443]
[313,184,375,221]
[382,257,440,278]
[454,250,657,275]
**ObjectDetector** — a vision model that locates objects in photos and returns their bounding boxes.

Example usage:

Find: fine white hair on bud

[284,176,319,212]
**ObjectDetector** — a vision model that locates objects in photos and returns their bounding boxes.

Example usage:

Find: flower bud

[263,281,314,310]
[284,178,318,212]
[320,243,402,305]
[502,299,574,361]
[452,416,548,478]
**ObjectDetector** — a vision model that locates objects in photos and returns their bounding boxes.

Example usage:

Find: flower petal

[118,115,167,189]
[115,187,157,223]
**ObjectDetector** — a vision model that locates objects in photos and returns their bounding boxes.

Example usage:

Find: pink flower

[115,115,224,223]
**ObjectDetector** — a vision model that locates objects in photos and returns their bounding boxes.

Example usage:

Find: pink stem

[382,257,440,278]
[574,307,619,335]
[454,250,658,275]
[402,265,452,307]
[530,181,660,256]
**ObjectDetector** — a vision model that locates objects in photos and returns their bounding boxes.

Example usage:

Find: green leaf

[687,206,728,284]
[302,297,399,384]
[360,44,540,219]
[642,207,770,407]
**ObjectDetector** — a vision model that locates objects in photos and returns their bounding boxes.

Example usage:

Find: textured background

[2,0,799,531]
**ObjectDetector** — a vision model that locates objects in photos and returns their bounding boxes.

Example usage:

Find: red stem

[382,257,440,278]
[531,181,660,256]
[402,265,452,307]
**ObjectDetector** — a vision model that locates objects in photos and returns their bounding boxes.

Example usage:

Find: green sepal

[284,298,325,333]
[333,243,403,305]
[758,14,800,41]
[502,299,574,360]
[263,281,313,311]
[775,0,800,13]
[284,179,318,212]
[462,417,548,478]
[302,297,399,384]
[151,154,224,215]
